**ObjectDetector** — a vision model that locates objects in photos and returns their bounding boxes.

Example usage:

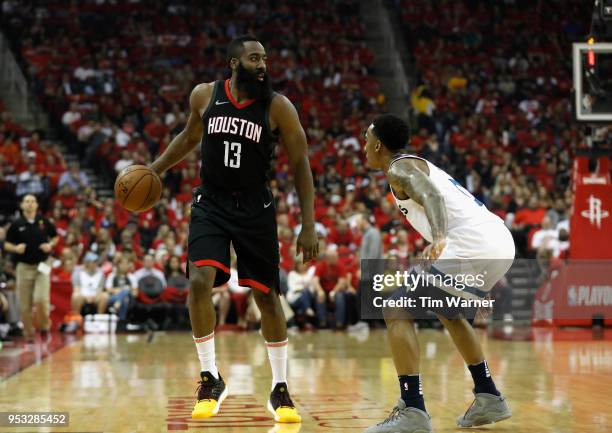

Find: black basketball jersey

[200,79,277,191]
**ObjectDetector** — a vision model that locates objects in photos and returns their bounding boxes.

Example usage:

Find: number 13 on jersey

[224,140,241,168]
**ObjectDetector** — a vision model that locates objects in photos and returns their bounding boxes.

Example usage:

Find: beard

[235,62,272,102]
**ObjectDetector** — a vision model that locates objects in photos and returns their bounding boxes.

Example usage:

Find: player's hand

[297,224,319,263]
[422,238,446,261]
[15,243,26,254]
[39,243,52,253]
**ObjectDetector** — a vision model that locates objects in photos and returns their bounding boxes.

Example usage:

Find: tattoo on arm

[388,164,448,240]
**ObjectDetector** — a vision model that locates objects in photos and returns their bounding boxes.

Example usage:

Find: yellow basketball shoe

[267,382,302,423]
[191,371,228,419]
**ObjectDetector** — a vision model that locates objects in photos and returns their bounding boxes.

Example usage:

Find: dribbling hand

[297,224,319,263]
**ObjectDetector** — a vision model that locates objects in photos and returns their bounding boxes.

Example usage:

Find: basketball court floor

[1,327,611,433]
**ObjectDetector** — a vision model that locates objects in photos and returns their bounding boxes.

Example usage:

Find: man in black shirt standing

[4,194,58,341]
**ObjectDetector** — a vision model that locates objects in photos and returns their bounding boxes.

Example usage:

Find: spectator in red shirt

[143,115,169,153]
[512,196,547,257]
[327,219,356,249]
[312,245,357,329]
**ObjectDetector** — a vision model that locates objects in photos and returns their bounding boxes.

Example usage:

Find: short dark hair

[21,193,37,203]
[227,35,260,62]
[372,114,411,151]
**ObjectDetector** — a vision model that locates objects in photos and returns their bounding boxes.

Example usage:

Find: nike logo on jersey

[215,100,229,105]
[264,201,272,208]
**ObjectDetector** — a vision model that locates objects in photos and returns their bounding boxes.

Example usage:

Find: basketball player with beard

[151,35,318,423]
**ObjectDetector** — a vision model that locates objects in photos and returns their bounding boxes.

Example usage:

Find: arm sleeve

[46,220,57,239]
[6,223,19,244]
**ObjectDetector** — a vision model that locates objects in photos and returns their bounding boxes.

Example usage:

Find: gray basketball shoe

[457,392,511,427]
[364,399,433,433]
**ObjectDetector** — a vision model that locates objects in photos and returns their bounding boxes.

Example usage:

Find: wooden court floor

[1,327,611,433]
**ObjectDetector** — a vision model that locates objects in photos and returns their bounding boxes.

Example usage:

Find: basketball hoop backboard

[573,42,612,122]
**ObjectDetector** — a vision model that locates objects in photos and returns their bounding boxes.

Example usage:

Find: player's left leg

[252,289,301,423]
[437,314,511,427]
[434,224,515,427]
[233,187,301,423]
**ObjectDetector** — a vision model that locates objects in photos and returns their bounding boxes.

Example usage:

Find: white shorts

[433,221,515,299]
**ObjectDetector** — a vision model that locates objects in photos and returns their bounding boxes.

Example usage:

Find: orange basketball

[114,165,162,212]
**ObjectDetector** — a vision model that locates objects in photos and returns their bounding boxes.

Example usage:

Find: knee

[439,315,467,330]
[189,267,215,298]
[384,309,412,331]
[437,314,452,328]
[382,306,396,323]
[252,289,279,312]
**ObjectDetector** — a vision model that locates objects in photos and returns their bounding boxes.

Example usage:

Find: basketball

[114,165,162,212]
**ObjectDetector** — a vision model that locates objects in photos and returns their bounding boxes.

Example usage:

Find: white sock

[194,332,218,379]
[266,339,288,389]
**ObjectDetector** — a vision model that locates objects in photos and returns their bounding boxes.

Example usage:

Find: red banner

[533,260,612,326]
[570,157,612,259]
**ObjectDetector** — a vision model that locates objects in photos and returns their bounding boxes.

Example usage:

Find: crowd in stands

[395,0,590,260]
[0,0,594,337]
[0,0,383,334]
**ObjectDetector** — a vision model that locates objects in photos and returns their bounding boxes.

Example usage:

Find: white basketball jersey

[389,155,503,243]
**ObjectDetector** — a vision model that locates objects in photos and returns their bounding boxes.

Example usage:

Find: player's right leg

[189,263,228,419]
[364,304,433,433]
[188,188,232,419]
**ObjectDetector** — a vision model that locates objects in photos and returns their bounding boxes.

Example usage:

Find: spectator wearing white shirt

[114,150,134,173]
[133,254,166,287]
[531,216,569,258]
[72,252,108,314]
[287,261,323,326]
[61,103,81,127]
[531,216,558,253]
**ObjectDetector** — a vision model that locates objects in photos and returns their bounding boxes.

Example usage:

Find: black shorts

[188,184,279,293]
